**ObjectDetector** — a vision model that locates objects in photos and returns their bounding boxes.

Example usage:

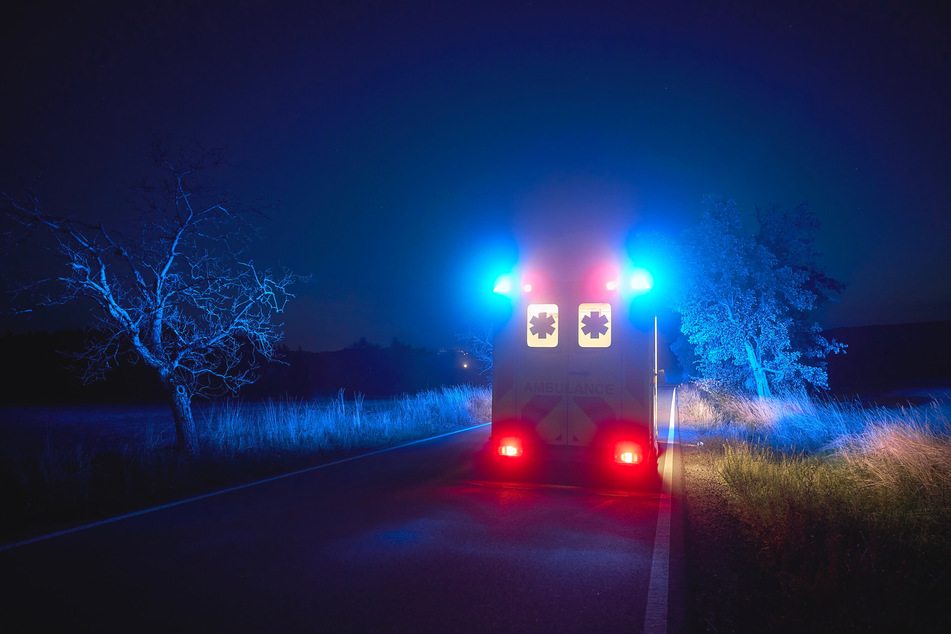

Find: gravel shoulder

[681,440,782,633]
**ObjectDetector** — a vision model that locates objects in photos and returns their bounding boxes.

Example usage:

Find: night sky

[2,0,948,352]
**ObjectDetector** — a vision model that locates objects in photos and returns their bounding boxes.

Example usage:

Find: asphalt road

[0,387,683,633]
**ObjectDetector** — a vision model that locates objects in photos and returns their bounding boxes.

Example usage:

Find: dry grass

[680,385,951,631]
[837,402,951,492]
[199,385,490,457]
[680,383,904,451]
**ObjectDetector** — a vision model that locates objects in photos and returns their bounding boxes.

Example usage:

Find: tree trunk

[170,383,198,455]
[744,341,773,399]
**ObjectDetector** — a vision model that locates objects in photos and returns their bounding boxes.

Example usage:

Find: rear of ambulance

[489,256,658,481]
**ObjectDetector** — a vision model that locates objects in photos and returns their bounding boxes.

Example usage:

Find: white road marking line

[0,423,490,553]
[643,387,677,634]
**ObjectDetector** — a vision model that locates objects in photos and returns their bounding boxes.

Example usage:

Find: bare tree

[2,145,302,454]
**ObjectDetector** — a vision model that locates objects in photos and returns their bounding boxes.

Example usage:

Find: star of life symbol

[530,312,556,339]
[527,304,559,347]
[578,303,611,347]
[581,311,609,339]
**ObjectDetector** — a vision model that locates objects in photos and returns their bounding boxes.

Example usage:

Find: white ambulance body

[490,258,658,468]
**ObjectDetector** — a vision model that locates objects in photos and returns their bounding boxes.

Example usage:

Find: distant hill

[0,331,485,405]
[0,330,167,404]
[824,321,951,396]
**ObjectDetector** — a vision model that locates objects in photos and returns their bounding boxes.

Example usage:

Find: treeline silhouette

[0,331,484,405]
[4,322,948,405]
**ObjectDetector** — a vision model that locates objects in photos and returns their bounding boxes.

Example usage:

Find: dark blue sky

[2,0,949,351]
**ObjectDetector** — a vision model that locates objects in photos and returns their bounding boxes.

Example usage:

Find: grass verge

[680,384,951,632]
[0,385,490,545]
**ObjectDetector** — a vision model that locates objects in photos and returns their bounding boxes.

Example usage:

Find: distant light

[630,268,654,293]
[606,280,618,291]
[494,275,513,294]
[463,363,468,368]
[522,283,533,293]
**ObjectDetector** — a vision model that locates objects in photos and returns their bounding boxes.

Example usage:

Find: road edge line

[643,387,677,634]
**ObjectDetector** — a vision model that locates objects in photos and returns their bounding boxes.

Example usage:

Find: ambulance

[489,256,659,472]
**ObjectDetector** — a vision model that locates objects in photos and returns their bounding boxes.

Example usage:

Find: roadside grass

[0,385,490,544]
[680,383,951,632]
[200,385,490,457]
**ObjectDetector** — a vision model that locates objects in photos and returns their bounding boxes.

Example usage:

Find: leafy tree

[756,202,846,366]
[1,144,302,454]
[671,196,844,398]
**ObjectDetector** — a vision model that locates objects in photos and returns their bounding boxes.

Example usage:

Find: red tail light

[497,437,523,457]
[614,442,642,464]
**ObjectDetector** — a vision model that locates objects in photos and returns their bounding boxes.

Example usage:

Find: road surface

[0,387,683,633]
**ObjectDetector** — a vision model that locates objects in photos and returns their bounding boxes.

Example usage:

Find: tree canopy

[670,196,844,398]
